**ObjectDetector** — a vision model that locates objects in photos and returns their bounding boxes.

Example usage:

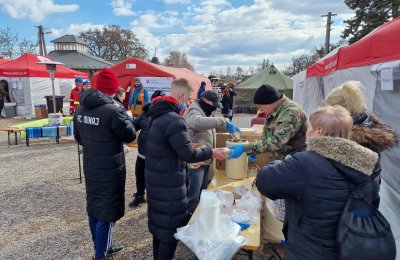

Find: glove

[248,153,257,163]
[227,144,245,160]
[226,121,241,135]
[234,221,251,231]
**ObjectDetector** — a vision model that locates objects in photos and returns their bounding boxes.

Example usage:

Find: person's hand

[212,148,227,160]
[226,122,241,135]
[248,153,257,163]
[227,144,245,160]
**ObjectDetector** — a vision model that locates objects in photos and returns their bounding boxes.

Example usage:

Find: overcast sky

[0,0,354,75]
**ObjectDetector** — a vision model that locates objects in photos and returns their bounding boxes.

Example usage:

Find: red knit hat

[96,68,119,95]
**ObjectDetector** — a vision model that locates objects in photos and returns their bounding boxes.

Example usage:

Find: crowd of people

[72,68,398,260]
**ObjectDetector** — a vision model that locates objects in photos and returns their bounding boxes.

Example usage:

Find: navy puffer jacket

[145,96,212,242]
[256,136,378,260]
[73,89,136,222]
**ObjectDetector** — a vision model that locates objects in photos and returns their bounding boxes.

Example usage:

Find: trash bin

[4,103,17,118]
[35,104,48,119]
[45,95,64,114]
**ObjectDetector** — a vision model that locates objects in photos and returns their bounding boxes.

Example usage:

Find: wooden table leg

[77,143,82,183]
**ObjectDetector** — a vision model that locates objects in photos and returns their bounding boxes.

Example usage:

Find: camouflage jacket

[245,96,307,159]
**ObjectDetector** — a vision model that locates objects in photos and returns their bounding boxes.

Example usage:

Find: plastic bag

[175,191,246,260]
[266,199,285,222]
[232,182,262,224]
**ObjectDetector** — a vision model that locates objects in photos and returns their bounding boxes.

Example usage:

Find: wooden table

[0,127,25,145]
[192,169,260,260]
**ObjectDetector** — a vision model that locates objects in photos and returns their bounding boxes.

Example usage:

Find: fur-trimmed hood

[307,136,378,176]
[352,113,399,152]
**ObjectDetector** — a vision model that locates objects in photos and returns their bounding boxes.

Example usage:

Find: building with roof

[48,35,114,79]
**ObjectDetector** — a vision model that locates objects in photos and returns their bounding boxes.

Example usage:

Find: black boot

[128,195,146,208]
[107,244,124,256]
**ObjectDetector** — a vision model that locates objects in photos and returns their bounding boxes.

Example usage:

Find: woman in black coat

[256,105,379,260]
[128,90,165,208]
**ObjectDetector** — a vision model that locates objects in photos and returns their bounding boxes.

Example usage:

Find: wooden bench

[191,170,260,260]
[0,127,26,145]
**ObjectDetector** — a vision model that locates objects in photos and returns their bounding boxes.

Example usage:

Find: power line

[136,26,323,37]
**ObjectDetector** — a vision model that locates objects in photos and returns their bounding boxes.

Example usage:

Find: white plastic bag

[175,191,246,260]
[266,199,286,222]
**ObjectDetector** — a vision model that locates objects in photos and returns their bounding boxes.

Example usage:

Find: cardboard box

[35,105,48,119]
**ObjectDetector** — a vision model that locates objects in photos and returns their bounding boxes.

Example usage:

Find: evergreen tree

[342,0,400,44]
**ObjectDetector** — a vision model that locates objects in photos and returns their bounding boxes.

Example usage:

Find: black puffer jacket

[73,89,136,222]
[132,103,151,155]
[256,136,378,260]
[145,96,213,242]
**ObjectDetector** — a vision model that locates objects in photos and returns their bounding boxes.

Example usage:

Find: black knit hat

[253,84,283,104]
[151,90,165,100]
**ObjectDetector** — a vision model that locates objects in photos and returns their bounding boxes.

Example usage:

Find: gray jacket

[184,100,227,165]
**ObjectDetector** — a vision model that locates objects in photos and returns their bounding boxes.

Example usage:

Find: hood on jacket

[149,96,179,119]
[80,88,113,109]
[307,136,378,176]
[142,102,151,113]
[352,113,399,152]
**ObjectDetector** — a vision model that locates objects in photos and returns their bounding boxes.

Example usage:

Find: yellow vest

[129,87,145,116]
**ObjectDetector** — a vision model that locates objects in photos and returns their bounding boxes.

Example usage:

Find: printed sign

[126,64,137,69]
[139,77,174,96]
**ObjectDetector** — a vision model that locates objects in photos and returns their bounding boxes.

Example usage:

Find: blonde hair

[325,81,367,115]
[170,78,193,95]
[309,105,353,139]
[116,87,125,97]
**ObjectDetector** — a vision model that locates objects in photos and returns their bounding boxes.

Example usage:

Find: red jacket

[70,87,81,114]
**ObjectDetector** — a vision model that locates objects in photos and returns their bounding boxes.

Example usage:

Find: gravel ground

[0,114,278,260]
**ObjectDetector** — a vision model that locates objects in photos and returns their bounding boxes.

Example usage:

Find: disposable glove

[227,144,245,160]
[226,121,241,135]
[248,153,257,163]
[234,221,251,231]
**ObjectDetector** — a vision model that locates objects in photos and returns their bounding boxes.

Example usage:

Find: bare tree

[163,51,194,71]
[235,67,244,79]
[79,25,149,61]
[0,27,19,58]
[18,38,37,56]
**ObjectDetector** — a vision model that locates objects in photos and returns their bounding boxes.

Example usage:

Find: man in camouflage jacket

[228,84,307,161]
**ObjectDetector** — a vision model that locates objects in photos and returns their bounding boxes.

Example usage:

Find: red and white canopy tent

[0,58,10,65]
[91,58,212,103]
[293,17,400,252]
[0,53,87,116]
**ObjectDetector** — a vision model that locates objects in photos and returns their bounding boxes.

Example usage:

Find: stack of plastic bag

[175,191,246,260]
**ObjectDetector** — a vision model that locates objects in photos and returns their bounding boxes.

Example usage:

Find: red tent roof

[0,58,10,65]
[307,17,400,78]
[0,53,87,78]
[92,58,211,98]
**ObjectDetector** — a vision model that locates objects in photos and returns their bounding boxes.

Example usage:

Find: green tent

[235,65,293,113]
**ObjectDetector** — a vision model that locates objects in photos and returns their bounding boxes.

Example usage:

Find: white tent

[0,54,87,117]
[293,17,400,256]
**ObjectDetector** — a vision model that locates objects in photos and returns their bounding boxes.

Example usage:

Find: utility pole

[321,12,337,56]
[37,26,43,56]
[36,25,51,56]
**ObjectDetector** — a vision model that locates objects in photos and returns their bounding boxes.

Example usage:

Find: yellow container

[225,139,249,179]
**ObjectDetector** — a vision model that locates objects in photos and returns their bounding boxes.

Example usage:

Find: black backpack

[336,180,396,260]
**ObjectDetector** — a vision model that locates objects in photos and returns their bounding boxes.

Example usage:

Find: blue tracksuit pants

[88,215,115,259]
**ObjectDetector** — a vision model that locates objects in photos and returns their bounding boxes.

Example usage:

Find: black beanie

[253,84,283,104]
